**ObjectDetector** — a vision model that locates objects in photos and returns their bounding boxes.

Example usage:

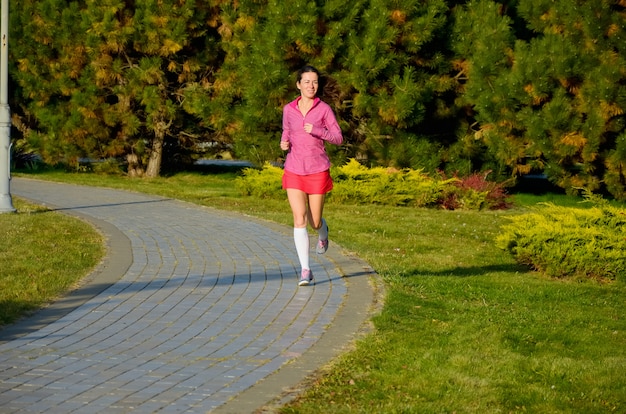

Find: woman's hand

[280,140,290,151]
[304,123,313,134]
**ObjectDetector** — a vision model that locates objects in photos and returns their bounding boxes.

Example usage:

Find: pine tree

[190,0,453,169]
[10,0,92,163]
[331,0,451,168]
[11,0,623,192]
[453,0,626,198]
[11,0,222,177]
[191,0,320,165]
[451,0,518,179]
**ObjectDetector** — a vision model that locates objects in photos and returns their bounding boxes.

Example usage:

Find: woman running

[280,65,343,286]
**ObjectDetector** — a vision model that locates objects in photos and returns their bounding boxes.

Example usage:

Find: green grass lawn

[0,197,103,326]
[6,169,626,413]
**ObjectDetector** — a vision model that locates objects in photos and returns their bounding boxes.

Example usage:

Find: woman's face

[297,71,319,99]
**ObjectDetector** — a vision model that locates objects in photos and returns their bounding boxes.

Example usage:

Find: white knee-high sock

[318,218,328,240]
[293,227,310,270]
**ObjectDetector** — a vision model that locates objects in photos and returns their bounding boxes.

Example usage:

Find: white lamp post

[0,0,15,213]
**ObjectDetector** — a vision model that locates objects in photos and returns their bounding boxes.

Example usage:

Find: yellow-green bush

[330,159,452,207]
[496,202,626,281]
[235,159,512,210]
[234,162,284,198]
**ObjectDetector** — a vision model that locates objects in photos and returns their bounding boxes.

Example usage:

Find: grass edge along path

[0,197,104,329]
[8,172,626,413]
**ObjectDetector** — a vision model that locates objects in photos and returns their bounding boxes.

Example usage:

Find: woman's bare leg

[307,193,329,254]
[306,193,325,230]
[287,189,311,276]
[287,188,309,228]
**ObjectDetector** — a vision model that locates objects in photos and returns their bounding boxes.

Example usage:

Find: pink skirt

[282,169,333,194]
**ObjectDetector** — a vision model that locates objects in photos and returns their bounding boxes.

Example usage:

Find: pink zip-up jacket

[281,97,343,175]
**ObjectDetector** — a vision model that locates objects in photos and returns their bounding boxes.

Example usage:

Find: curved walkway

[0,178,377,413]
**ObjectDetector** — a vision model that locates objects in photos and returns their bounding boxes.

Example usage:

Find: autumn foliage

[8,0,626,200]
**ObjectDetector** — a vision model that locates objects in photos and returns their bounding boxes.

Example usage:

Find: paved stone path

[0,178,376,413]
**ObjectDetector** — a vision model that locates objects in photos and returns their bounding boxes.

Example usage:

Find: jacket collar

[290,96,320,110]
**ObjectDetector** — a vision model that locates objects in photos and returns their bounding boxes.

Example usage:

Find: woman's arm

[311,106,343,145]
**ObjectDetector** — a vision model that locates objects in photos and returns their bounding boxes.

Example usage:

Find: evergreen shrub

[236,159,512,210]
[234,163,284,198]
[330,159,450,207]
[496,201,626,282]
[93,159,126,176]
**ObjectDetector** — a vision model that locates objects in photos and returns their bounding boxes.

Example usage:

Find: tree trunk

[126,153,144,177]
[145,124,165,178]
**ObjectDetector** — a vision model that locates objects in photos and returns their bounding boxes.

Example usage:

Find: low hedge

[496,200,626,282]
[235,159,511,210]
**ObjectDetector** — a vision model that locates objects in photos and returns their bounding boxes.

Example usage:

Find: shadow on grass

[405,263,531,278]
[19,198,172,214]
[0,300,39,331]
